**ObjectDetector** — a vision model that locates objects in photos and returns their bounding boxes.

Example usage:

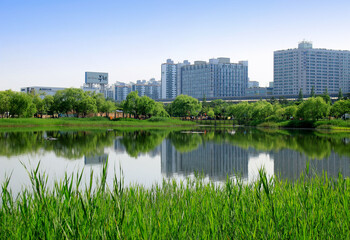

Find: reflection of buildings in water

[272,149,350,180]
[161,139,249,181]
[114,137,126,153]
[161,138,350,182]
[84,154,108,165]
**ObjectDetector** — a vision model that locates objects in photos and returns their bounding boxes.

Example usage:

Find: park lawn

[0,117,196,128]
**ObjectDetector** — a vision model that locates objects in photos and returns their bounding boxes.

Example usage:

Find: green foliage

[169,95,202,117]
[9,92,36,117]
[123,91,140,117]
[331,100,350,118]
[310,86,315,97]
[297,97,330,120]
[0,90,11,117]
[1,165,350,239]
[298,88,303,102]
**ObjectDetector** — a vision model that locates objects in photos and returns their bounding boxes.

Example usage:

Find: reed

[1,163,349,239]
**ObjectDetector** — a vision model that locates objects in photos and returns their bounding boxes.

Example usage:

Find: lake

[1,127,350,196]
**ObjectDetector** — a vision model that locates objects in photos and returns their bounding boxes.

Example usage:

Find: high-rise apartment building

[114,82,131,102]
[161,59,190,99]
[132,79,161,100]
[181,58,248,99]
[273,41,350,95]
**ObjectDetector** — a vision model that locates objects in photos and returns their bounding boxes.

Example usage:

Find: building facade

[273,41,350,95]
[132,79,161,100]
[20,86,66,98]
[181,58,248,99]
[114,82,131,102]
[161,59,190,99]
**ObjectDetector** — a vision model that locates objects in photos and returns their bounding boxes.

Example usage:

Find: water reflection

[1,128,350,184]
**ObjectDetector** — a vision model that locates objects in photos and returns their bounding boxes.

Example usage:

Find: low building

[20,86,66,98]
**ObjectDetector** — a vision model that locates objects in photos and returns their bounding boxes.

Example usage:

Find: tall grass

[1,163,349,239]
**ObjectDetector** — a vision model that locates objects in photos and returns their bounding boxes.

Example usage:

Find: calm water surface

[1,128,350,195]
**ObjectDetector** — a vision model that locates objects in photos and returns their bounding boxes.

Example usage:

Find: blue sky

[1,0,350,90]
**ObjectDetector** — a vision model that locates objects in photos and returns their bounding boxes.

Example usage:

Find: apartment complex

[273,41,350,95]
[161,59,190,99]
[113,79,161,102]
[181,58,248,99]
[132,78,161,100]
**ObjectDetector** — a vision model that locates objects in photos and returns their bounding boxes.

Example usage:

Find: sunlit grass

[0,117,196,128]
[1,163,349,239]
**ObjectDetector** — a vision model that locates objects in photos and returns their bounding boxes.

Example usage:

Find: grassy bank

[1,166,349,239]
[254,119,350,130]
[0,117,196,128]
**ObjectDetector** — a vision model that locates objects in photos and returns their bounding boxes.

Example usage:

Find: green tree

[283,105,298,120]
[101,100,116,117]
[77,94,97,117]
[298,88,303,102]
[322,88,331,104]
[170,95,202,117]
[310,86,315,98]
[297,97,330,120]
[152,102,169,117]
[9,92,36,117]
[43,95,54,115]
[123,91,140,118]
[136,96,156,118]
[331,100,350,118]
[338,88,343,101]
[0,90,12,118]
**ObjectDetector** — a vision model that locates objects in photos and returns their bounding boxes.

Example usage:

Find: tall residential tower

[273,41,350,95]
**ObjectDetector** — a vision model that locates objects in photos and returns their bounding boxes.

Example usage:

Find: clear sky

[1,0,350,91]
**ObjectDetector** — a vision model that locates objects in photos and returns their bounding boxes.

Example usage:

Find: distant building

[113,82,131,102]
[246,87,268,96]
[132,78,161,100]
[20,86,66,98]
[248,80,259,88]
[273,41,350,95]
[161,59,190,99]
[181,58,248,99]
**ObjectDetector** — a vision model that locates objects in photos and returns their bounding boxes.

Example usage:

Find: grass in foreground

[0,117,196,128]
[1,164,349,239]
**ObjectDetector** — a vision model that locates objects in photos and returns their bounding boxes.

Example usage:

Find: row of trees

[0,89,117,118]
[1,87,349,121]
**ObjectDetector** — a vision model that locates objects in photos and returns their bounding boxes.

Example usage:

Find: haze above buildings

[1,0,350,91]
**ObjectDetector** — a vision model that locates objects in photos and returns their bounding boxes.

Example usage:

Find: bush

[112,118,140,122]
[147,117,170,122]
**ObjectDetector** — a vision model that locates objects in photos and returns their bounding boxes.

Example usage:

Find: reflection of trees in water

[0,128,349,161]
[222,128,350,159]
[119,130,169,158]
[168,132,202,153]
[0,130,117,159]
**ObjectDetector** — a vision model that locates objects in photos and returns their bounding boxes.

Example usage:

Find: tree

[338,88,343,101]
[152,102,170,117]
[0,90,12,118]
[136,96,156,118]
[43,95,54,115]
[9,92,36,117]
[77,94,97,117]
[297,97,330,120]
[283,105,298,120]
[321,88,331,104]
[310,86,315,98]
[298,88,303,102]
[170,95,201,117]
[101,100,116,117]
[331,100,350,118]
[123,91,140,118]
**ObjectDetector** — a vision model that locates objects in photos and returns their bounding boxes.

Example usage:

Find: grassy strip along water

[0,117,196,128]
[1,163,349,239]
